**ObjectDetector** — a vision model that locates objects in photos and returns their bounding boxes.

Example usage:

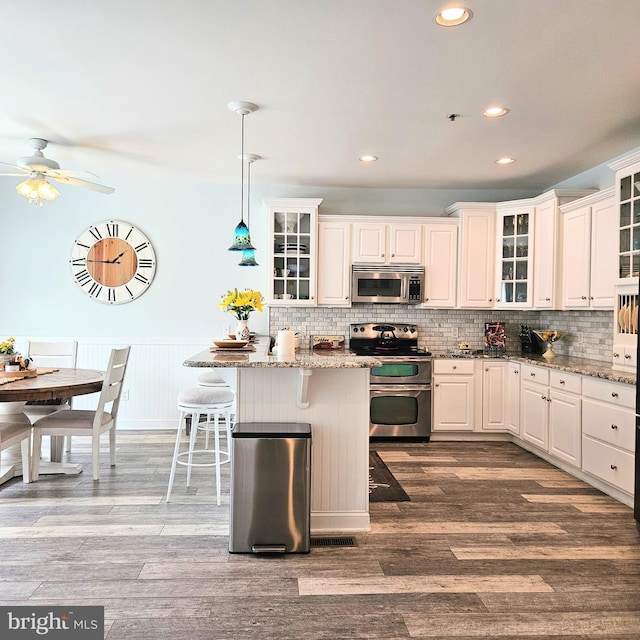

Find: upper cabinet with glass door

[609,150,640,283]
[264,198,322,306]
[494,205,533,308]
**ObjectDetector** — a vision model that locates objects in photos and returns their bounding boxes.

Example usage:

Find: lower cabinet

[548,371,582,468]
[520,364,550,450]
[581,376,635,494]
[507,362,521,435]
[482,361,508,431]
[432,359,475,432]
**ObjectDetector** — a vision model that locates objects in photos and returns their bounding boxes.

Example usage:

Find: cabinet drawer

[433,359,474,375]
[581,435,635,494]
[549,370,581,394]
[582,377,635,409]
[520,364,549,386]
[582,398,635,452]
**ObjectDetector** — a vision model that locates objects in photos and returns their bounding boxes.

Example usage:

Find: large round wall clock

[70,220,157,304]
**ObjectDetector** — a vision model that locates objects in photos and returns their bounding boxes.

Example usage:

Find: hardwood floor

[1,432,639,639]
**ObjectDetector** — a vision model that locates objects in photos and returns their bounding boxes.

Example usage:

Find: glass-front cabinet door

[264,198,322,306]
[495,206,533,308]
[618,170,640,279]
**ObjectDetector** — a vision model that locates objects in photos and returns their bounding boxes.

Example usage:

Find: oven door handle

[371,385,431,394]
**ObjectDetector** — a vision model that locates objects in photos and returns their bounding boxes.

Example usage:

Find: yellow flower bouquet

[219,288,264,320]
[0,337,16,355]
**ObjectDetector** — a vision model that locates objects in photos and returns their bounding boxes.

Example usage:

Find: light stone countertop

[184,340,381,369]
[434,351,637,386]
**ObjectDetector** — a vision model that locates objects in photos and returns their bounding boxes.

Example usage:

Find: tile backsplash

[269,305,613,362]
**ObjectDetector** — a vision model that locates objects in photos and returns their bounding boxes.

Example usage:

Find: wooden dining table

[0,368,104,485]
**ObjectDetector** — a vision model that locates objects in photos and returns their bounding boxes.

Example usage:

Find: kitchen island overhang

[184,346,381,534]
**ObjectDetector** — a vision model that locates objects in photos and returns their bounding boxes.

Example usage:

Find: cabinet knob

[611,424,618,430]
[559,379,565,384]
[530,372,536,377]
[541,395,547,400]
[345,296,349,300]
[381,253,385,258]
[581,296,587,300]
[435,383,440,387]
[545,297,550,301]
[495,298,500,302]
[391,253,395,257]
[485,367,489,371]
[514,370,519,374]
[452,365,457,370]
[611,392,618,398]
[613,352,620,358]
[547,397,551,403]
[489,298,493,302]
[610,464,618,470]
[624,354,631,359]
[589,296,594,300]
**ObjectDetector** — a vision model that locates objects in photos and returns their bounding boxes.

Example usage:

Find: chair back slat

[94,347,131,426]
[26,341,78,369]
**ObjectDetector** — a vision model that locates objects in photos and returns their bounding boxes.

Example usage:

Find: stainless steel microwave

[351,265,424,304]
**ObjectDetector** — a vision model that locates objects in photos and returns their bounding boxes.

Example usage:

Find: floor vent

[310,536,356,547]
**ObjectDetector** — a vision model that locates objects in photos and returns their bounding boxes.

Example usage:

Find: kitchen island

[184,342,380,534]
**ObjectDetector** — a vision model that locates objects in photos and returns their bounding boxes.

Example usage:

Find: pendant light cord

[240,113,245,223]
[246,158,251,228]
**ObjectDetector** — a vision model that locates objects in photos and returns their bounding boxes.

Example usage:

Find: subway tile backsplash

[269,305,613,362]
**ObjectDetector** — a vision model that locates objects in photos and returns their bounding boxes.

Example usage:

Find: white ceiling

[1,0,640,194]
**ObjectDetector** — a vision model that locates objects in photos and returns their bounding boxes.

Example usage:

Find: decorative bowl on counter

[532,330,564,359]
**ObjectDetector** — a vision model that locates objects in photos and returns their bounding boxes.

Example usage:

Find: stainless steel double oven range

[349,323,432,441]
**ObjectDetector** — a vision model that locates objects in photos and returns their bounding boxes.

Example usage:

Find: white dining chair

[0,422,32,484]
[23,341,78,457]
[31,346,131,482]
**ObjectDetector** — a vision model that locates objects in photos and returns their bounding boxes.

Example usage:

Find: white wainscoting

[14,337,236,430]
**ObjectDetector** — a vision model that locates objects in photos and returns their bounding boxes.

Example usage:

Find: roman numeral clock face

[70,220,156,304]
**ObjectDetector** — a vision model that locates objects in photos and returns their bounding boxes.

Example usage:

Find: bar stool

[166,386,235,505]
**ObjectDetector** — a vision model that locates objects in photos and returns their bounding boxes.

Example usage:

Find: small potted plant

[0,337,17,371]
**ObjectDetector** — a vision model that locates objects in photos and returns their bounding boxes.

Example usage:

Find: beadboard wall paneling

[12,337,236,430]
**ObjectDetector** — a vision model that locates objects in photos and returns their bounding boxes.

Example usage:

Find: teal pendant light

[239,154,260,266]
[228,101,258,252]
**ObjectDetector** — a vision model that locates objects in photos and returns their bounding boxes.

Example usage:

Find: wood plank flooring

[1,432,639,639]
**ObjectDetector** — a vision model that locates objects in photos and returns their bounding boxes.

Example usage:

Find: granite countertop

[184,342,381,369]
[434,351,637,386]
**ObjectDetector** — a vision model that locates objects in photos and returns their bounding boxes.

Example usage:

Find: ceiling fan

[0,138,114,205]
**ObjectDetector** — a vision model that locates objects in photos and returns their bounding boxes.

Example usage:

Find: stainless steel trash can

[229,422,311,554]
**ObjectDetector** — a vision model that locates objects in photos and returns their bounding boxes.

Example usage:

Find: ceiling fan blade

[49,175,115,194]
[0,172,28,177]
[0,161,27,173]
[46,168,102,180]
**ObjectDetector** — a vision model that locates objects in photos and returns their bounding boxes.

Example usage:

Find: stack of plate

[277,242,307,253]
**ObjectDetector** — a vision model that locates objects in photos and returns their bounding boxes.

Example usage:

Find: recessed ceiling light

[359,155,378,163]
[435,6,472,27]
[495,157,516,165]
[483,106,510,118]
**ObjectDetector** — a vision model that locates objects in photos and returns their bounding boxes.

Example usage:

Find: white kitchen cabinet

[481,360,508,431]
[507,362,521,435]
[532,196,557,309]
[494,204,533,308]
[352,221,422,264]
[608,149,640,281]
[561,188,617,309]
[432,359,475,432]
[581,376,635,495]
[423,221,457,308]
[548,371,582,468]
[445,203,495,308]
[317,217,351,306]
[520,364,550,450]
[264,197,322,306]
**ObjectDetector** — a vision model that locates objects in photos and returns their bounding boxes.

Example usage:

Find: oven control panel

[350,323,418,340]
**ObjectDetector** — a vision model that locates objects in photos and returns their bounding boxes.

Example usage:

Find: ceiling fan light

[238,248,259,266]
[228,220,255,251]
[16,176,59,205]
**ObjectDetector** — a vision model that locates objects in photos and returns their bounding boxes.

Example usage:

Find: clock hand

[110,251,127,263]
[87,259,115,264]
